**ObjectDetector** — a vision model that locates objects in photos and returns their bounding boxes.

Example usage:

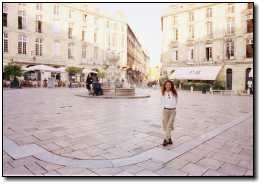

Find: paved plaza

[3,88,253,176]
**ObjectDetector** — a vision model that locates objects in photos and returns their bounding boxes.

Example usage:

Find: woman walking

[161,80,178,147]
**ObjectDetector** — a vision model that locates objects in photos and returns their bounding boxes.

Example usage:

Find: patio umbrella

[26,65,58,72]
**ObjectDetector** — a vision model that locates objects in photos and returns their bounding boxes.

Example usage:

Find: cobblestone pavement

[3,88,253,176]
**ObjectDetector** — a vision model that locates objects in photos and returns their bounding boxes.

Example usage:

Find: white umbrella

[90,70,98,74]
[83,68,97,74]
[54,67,66,73]
[82,68,91,74]
[26,65,59,72]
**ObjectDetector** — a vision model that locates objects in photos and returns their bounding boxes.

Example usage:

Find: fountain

[76,50,150,99]
[102,50,136,97]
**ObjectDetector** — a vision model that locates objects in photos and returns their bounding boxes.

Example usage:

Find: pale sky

[93,3,172,67]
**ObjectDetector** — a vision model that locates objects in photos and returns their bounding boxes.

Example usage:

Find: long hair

[161,80,178,97]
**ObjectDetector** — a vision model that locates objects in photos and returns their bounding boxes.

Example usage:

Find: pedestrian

[86,74,93,95]
[161,80,178,147]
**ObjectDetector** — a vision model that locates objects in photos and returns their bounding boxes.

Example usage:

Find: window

[173,28,178,41]
[68,27,73,39]
[248,3,253,9]
[207,8,212,18]
[82,45,87,58]
[189,25,194,39]
[172,49,178,61]
[228,3,234,13]
[112,33,116,48]
[53,41,60,56]
[35,38,43,56]
[227,18,235,34]
[18,3,26,6]
[68,43,73,59]
[4,32,8,53]
[226,40,234,60]
[94,47,98,59]
[3,13,7,27]
[69,9,72,18]
[247,15,253,33]
[113,22,118,31]
[188,48,194,60]
[246,38,253,58]
[106,20,110,28]
[82,30,85,41]
[18,10,26,29]
[94,31,97,43]
[18,35,27,54]
[3,3,8,12]
[83,14,87,22]
[53,21,60,33]
[36,15,42,33]
[189,12,194,22]
[53,5,59,16]
[94,17,98,25]
[206,47,212,61]
[36,3,42,11]
[173,16,176,25]
[207,21,213,36]
[3,4,8,27]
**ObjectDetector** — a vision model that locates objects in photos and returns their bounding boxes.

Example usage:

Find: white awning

[169,66,222,81]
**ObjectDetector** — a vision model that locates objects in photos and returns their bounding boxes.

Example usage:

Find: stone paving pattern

[3,88,253,176]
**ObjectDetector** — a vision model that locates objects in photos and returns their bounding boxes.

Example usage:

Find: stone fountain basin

[103,88,135,96]
[75,88,150,99]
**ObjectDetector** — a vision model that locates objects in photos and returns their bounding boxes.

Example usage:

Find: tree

[4,64,22,80]
[97,68,106,83]
[65,66,82,75]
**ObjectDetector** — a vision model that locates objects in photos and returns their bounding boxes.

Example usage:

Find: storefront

[169,65,223,91]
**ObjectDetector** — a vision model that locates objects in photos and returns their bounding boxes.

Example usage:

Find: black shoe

[168,138,173,145]
[162,139,168,147]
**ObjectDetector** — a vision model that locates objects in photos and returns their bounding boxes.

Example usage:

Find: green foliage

[181,82,212,91]
[212,80,225,90]
[159,76,169,87]
[172,79,180,88]
[65,66,82,74]
[4,64,22,78]
[97,68,106,79]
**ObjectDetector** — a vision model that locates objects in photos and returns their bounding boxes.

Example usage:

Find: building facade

[127,25,150,85]
[161,3,253,92]
[3,3,149,84]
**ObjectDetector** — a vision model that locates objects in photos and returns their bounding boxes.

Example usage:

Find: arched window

[226,68,233,90]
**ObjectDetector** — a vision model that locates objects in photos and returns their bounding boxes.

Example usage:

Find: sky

[93,3,172,67]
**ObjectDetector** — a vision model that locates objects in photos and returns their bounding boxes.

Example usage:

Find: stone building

[127,25,150,85]
[161,3,253,93]
[3,3,149,84]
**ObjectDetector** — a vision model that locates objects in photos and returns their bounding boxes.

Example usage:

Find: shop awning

[169,66,222,81]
